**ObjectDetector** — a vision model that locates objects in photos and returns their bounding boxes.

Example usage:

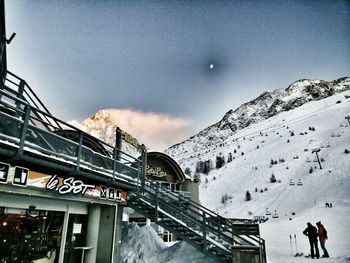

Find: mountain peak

[90,109,113,123]
[166,77,350,154]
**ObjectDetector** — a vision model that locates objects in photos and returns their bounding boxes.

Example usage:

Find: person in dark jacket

[316,221,329,258]
[303,222,320,259]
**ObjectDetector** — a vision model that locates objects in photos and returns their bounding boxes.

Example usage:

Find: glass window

[0,209,64,263]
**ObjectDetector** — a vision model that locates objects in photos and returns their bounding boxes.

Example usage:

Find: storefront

[0,162,126,263]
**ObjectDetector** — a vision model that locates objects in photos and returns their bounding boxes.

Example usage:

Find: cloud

[99,108,193,151]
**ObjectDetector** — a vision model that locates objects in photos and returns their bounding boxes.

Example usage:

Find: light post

[312,148,322,170]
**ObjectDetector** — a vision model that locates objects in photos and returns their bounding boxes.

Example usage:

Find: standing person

[303,222,320,259]
[316,221,329,258]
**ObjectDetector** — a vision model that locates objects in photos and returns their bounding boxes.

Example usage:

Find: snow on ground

[121,91,350,263]
[261,201,350,263]
[120,223,216,263]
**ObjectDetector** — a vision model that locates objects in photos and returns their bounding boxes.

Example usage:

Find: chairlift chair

[265,208,272,216]
[272,211,279,218]
[289,179,295,186]
[297,179,303,186]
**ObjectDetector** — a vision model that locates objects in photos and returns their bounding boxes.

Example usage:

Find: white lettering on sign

[46,175,95,196]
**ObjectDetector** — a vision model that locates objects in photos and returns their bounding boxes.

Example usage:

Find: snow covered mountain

[70,110,140,155]
[161,77,350,262]
[166,77,350,157]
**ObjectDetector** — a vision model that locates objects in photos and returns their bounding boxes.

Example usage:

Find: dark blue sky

[4,0,350,148]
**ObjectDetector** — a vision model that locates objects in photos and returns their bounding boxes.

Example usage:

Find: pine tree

[216,155,225,169]
[270,173,277,183]
[245,190,251,201]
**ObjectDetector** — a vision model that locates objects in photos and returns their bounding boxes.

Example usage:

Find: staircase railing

[0,85,142,184]
[129,180,266,263]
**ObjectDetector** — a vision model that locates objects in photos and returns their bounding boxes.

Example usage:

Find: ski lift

[289,179,295,186]
[265,208,272,216]
[272,210,279,218]
[297,179,303,186]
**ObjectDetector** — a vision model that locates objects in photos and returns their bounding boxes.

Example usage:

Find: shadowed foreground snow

[120,223,216,263]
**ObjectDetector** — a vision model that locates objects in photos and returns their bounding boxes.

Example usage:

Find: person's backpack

[324,228,328,239]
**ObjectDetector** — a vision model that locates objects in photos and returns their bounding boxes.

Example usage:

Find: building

[0,1,266,262]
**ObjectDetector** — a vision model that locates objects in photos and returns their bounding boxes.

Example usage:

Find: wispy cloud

[96,108,193,151]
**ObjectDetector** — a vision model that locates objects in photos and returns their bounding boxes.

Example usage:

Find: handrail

[144,179,234,232]
[131,189,232,252]
[134,182,234,245]
[6,70,52,116]
[0,90,143,184]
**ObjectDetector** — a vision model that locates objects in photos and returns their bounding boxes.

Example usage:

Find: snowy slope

[169,90,350,219]
[119,80,350,262]
[166,77,349,157]
[162,80,350,261]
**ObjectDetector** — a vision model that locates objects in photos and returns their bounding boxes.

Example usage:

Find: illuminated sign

[26,209,48,218]
[122,131,141,150]
[1,166,127,202]
[46,175,95,195]
[146,166,167,178]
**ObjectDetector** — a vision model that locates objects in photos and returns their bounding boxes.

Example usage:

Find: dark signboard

[26,209,48,218]
[0,162,10,183]
[12,166,29,187]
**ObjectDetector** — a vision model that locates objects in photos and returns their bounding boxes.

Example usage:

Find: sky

[4,0,350,151]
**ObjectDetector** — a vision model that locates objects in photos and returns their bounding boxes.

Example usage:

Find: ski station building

[0,1,266,262]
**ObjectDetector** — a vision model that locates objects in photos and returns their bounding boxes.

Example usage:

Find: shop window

[0,209,64,263]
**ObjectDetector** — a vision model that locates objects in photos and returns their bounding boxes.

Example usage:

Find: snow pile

[120,223,216,263]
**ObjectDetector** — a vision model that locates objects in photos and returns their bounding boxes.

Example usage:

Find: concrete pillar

[182,180,199,204]
[146,218,151,226]
[113,204,124,263]
[85,204,101,263]
[97,206,116,263]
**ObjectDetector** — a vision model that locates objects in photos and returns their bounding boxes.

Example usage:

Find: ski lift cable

[273,164,309,211]
[173,100,347,160]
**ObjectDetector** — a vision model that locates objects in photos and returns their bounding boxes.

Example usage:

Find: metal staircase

[128,181,266,263]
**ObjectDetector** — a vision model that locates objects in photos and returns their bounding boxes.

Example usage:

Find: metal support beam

[75,131,84,172]
[17,105,30,157]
